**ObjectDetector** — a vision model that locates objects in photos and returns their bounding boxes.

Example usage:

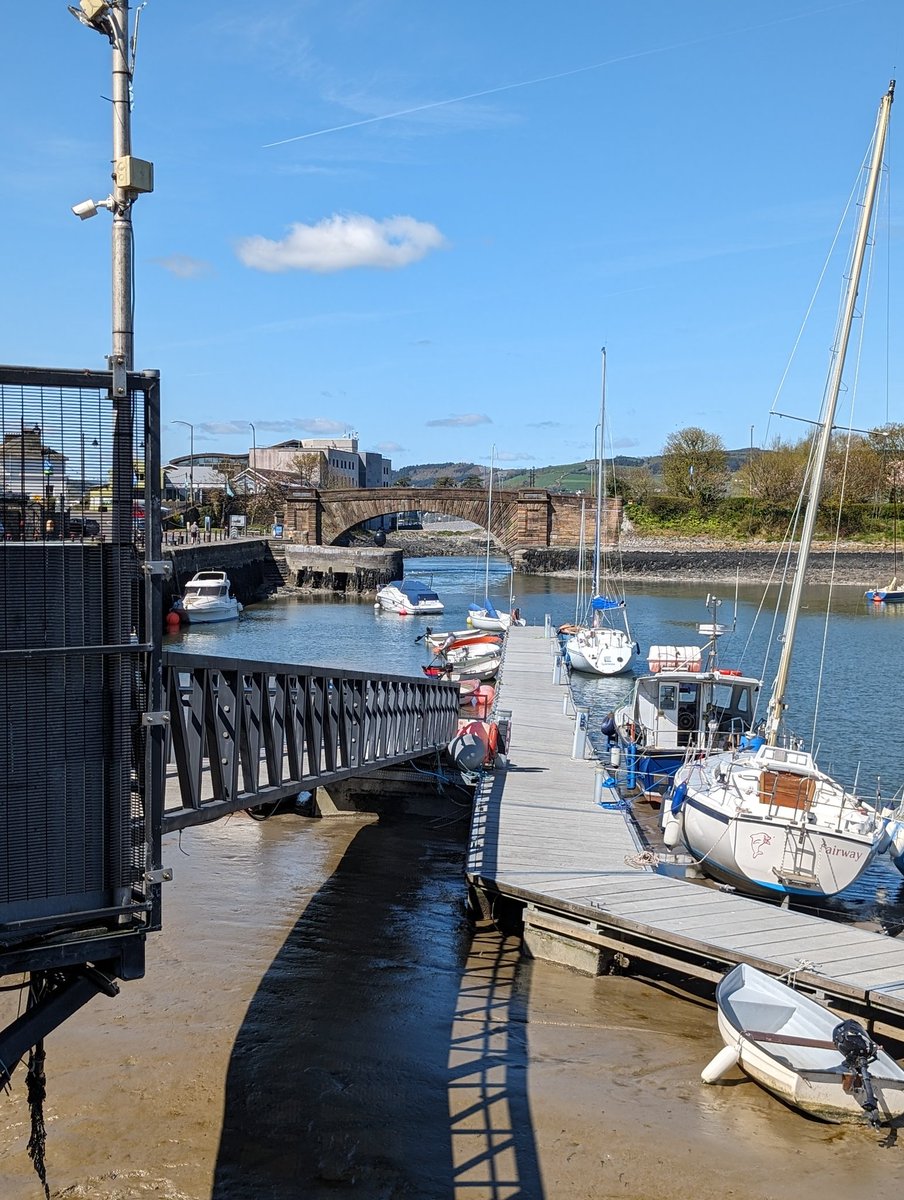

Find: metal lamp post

[174,420,194,505]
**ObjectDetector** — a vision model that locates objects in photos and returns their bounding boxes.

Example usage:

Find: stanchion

[571,706,589,759]
[544,613,552,638]
[552,653,563,685]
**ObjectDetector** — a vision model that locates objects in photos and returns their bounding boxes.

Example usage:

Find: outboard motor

[832,1019,881,1126]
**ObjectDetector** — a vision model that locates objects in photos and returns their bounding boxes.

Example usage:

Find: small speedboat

[175,570,242,624]
[702,963,904,1126]
[375,579,444,616]
[423,653,501,683]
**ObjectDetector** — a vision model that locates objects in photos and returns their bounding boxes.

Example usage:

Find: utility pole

[70,0,154,541]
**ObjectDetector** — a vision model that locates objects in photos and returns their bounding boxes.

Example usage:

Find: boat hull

[181,603,241,624]
[565,627,635,676]
[710,964,904,1124]
[673,747,882,899]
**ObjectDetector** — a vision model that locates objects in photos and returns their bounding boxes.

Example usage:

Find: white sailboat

[667,82,895,900]
[564,349,637,676]
[467,445,522,632]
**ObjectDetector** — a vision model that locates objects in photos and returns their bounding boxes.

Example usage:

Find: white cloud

[154,254,212,279]
[236,213,446,274]
[425,413,492,428]
[375,441,405,452]
[493,450,536,462]
[193,418,349,436]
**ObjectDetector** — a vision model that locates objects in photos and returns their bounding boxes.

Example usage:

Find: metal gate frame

[0,363,164,1076]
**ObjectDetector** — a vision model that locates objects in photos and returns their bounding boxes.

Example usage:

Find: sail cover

[590,594,621,611]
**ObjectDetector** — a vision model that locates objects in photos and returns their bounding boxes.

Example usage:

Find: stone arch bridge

[283,487,621,554]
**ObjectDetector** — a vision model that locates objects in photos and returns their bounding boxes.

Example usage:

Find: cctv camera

[72,199,99,220]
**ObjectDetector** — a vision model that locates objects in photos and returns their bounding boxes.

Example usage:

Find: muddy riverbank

[3,811,903,1200]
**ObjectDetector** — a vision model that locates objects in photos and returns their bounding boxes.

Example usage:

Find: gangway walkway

[467,626,904,1035]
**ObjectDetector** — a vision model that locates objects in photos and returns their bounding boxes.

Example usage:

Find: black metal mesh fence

[0,367,159,957]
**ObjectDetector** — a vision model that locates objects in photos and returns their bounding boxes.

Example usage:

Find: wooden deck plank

[466,626,904,1022]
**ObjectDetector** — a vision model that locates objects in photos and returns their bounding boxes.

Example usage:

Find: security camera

[72,198,100,221]
[71,195,115,220]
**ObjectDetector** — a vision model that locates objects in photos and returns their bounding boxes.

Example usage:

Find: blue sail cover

[590,594,622,611]
[469,599,500,618]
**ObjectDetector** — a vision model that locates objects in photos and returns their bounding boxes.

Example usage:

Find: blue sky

[2,1,902,471]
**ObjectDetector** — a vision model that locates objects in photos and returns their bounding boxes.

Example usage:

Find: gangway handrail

[161,650,460,832]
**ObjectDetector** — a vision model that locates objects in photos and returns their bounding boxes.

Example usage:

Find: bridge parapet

[283,488,622,553]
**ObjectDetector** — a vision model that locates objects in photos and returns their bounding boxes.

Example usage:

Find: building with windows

[250,437,391,490]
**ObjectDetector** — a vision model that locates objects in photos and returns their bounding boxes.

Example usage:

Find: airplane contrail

[262,2,862,149]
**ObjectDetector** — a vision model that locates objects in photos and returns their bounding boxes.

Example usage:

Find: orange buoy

[165,610,182,631]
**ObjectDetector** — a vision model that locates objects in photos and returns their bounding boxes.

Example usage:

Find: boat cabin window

[658,684,678,710]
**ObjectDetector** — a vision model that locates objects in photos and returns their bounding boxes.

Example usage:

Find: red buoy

[165,610,182,631]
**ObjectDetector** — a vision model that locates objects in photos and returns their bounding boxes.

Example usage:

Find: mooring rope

[25,1036,50,1200]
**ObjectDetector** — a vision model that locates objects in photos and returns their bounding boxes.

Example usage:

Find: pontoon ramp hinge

[141,711,171,727]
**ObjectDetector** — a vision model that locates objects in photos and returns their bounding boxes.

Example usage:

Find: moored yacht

[375,578,444,616]
[175,570,242,624]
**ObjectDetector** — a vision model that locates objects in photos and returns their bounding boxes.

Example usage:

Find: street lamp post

[174,420,194,505]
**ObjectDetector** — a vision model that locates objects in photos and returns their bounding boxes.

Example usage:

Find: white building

[251,437,391,490]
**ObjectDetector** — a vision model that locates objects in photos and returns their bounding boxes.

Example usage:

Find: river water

[3,555,904,1199]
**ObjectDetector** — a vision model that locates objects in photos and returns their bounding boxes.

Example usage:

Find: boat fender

[700,1045,740,1084]
[670,780,688,815]
[600,712,617,743]
[662,813,682,849]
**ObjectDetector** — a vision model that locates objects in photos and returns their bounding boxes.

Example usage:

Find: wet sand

[2,809,903,1200]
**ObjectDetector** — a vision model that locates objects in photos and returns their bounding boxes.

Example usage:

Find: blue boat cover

[590,594,621,611]
[400,579,440,602]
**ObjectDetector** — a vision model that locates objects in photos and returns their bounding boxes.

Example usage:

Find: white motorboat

[702,963,904,1126]
[374,578,444,616]
[612,594,761,796]
[175,570,242,624]
[563,349,637,677]
[666,82,894,901]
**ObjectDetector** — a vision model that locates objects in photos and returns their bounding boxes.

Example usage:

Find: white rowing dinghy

[702,963,904,1126]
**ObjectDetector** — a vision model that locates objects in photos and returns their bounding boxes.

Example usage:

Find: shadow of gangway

[211,813,544,1199]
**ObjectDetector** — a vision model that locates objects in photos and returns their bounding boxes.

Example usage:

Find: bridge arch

[283,487,620,553]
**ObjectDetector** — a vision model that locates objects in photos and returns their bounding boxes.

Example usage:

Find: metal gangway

[0,363,458,1085]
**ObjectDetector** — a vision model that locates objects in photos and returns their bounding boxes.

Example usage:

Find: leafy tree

[247,478,288,531]
[395,475,412,488]
[291,452,322,487]
[867,423,904,495]
[616,466,658,504]
[739,437,809,505]
[822,433,884,505]
[460,474,485,489]
[435,475,456,488]
[661,427,729,503]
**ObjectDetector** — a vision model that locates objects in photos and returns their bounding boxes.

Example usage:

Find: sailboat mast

[593,347,606,597]
[484,444,495,600]
[765,80,894,744]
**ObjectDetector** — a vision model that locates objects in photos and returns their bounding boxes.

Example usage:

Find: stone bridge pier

[283,487,622,555]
